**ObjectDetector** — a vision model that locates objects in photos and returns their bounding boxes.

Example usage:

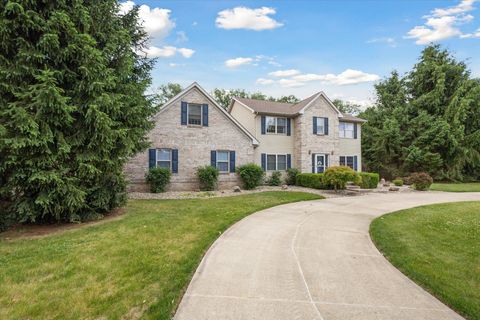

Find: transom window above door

[188,103,202,125]
[266,116,287,134]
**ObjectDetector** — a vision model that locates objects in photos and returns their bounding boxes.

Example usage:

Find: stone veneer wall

[125,87,255,191]
[294,95,340,173]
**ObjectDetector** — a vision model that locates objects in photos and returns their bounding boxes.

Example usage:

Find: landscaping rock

[233,186,241,193]
[383,183,391,187]
[389,186,400,192]
[281,185,288,190]
[380,178,386,185]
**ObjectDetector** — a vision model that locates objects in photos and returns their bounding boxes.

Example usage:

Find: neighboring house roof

[155,82,260,146]
[230,92,365,122]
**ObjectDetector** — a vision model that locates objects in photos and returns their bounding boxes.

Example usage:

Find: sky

[120,0,480,107]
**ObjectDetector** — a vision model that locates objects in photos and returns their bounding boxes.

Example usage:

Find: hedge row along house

[125,82,366,191]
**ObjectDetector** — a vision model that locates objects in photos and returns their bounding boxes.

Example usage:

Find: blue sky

[120,0,480,106]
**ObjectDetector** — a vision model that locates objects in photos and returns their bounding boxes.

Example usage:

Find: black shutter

[181,102,187,125]
[313,117,317,134]
[324,118,329,135]
[261,116,266,134]
[325,154,329,168]
[211,150,216,168]
[354,155,358,171]
[354,123,358,139]
[148,149,156,169]
[172,149,178,173]
[202,104,208,127]
[261,153,266,171]
[287,154,291,169]
[340,156,345,166]
[312,154,315,173]
[229,151,236,173]
[287,118,291,136]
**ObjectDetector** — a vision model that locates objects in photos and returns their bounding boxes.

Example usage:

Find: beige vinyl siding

[338,123,362,171]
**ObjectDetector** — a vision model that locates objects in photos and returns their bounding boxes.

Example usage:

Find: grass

[370,201,480,320]
[0,191,322,320]
[430,182,480,192]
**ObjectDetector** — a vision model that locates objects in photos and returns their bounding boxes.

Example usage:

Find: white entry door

[315,154,326,173]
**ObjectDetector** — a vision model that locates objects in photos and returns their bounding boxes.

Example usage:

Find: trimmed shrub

[286,168,300,185]
[296,173,325,189]
[197,166,219,191]
[236,164,264,190]
[393,179,404,186]
[324,166,359,191]
[267,171,282,186]
[146,167,171,193]
[409,172,433,191]
[358,172,380,189]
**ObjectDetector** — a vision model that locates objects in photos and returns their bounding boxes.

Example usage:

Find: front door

[315,154,326,173]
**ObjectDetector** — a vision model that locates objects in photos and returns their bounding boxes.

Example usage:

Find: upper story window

[266,116,287,134]
[316,118,326,135]
[339,122,354,138]
[157,148,171,169]
[188,104,202,125]
[216,151,230,172]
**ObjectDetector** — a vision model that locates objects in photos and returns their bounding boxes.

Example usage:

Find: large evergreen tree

[361,45,480,181]
[0,0,156,225]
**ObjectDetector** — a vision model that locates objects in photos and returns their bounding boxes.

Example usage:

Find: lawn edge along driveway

[370,201,480,320]
[430,183,480,192]
[0,191,323,320]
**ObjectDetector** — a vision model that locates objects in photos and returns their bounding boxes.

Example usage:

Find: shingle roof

[340,113,367,123]
[233,93,366,122]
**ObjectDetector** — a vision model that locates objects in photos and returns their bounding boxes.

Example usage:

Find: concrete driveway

[175,192,479,320]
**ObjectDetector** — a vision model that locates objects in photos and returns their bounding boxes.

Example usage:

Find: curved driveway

[175,192,479,320]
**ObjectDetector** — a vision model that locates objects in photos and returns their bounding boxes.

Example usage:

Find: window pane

[277,118,287,134]
[317,123,324,134]
[277,155,287,171]
[346,156,354,169]
[266,117,276,133]
[158,161,170,169]
[188,104,202,125]
[217,161,229,172]
[267,154,276,170]
[217,151,229,161]
[345,129,354,138]
[157,149,170,161]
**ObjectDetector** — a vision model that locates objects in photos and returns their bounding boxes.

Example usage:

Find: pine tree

[0,0,156,225]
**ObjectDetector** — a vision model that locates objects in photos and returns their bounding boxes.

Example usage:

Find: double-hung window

[216,151,230,173]
[266,116,287,134]
[266,154,287,171]
[187,103,202,125]
[157,148,171,169]
[316,118,326,135]
[339,122,354,138]
[340,156,355,169]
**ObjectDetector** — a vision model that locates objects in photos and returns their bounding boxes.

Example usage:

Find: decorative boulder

[233,186,241,193]
[281,184,288,190]
[380,178,386,184]
[389,186,400,192]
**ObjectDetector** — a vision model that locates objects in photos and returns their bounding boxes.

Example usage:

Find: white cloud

[278,78,305,88]
[169,63,185,67]
[366,37,397,47]
[216,7,283,30]
[269,69,300,77]
[256,78,275,85]
[120,1,175,40]
[293,69,380,85]
[225,57,253,68]
[143,46,195,58]
[176,31,188,43]
[405,0,479,44]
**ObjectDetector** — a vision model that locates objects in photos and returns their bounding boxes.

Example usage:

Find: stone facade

[295,95,341,172]
[125,86,255,191]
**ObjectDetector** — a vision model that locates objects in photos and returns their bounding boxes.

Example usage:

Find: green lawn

[430,182,480,192]
[0,191,321,320]
[370,201,480,320]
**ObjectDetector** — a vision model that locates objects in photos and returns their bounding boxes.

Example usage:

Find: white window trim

[187,103,203,126]
[314,154,327,173]
[316,117,326,135]
[340,155,356,170]
[266,154,288,171]
[339,121,354,139]
[156,148,172,170]
[216,150,230,173]
[266,116,288,135]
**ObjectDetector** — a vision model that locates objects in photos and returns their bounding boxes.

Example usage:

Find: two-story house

[125,82,366,191]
